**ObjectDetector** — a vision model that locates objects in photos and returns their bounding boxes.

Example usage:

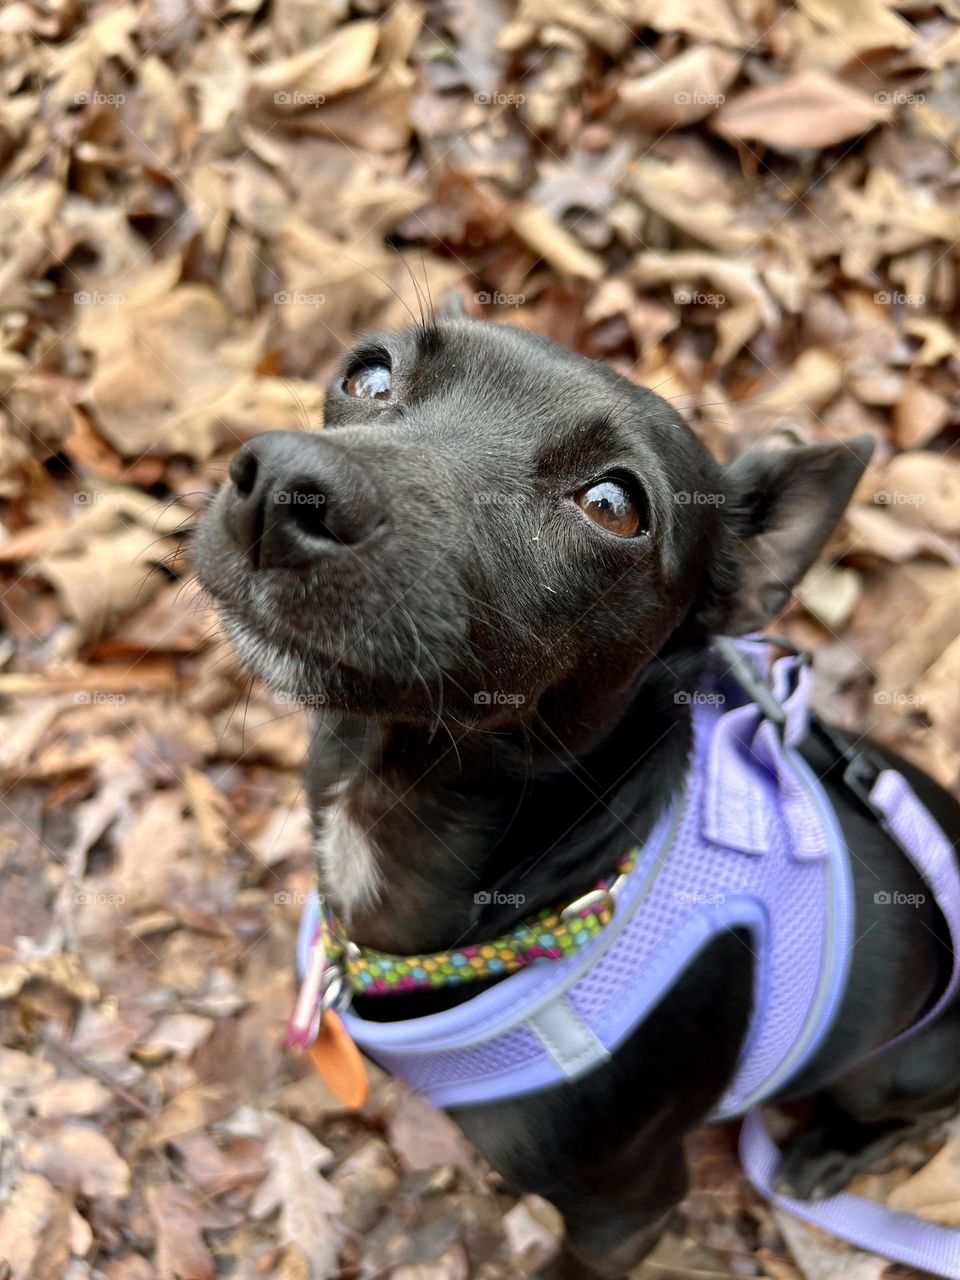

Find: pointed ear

[702,435,875,636]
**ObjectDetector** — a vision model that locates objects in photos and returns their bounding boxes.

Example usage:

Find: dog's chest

[317,791,383,919]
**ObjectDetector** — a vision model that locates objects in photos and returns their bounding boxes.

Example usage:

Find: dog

[196,311,960,1279]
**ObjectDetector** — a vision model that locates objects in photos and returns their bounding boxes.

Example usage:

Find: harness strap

[866,769,960,1054]
[741,1111,960,1279]
[741,767,960,1279]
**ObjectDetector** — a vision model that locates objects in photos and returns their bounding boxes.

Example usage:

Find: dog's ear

[702,435,874,636]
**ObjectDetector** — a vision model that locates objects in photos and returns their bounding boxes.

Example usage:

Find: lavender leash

[740,1111,960,1279]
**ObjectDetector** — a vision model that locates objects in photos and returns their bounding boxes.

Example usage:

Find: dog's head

[195,318,872,729]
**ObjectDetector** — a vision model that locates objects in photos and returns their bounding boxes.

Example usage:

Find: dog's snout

[225,432,380,569]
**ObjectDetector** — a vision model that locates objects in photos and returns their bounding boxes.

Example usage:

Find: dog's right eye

[576,478,648,538]
[343,361,392,399]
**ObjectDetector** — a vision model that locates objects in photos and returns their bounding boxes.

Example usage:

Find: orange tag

[308,1010,369,1109]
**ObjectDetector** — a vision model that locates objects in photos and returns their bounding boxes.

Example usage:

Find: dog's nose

[225,432,380,569]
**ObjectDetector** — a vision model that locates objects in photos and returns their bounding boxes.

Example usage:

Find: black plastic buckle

[713,635,811,733]
[812,719,886,819]
[841,747,886,819]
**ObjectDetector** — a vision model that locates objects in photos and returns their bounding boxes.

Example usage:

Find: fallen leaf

[510,201,604,280]
[386,1087,478,1173]
[20,1123,130,1199]
[618,47,739,128]
[888,1131,960,1223]
[147,1184,222,1280]
[713,69,891,150]
[0,1173,73,1280]
[250,1114,345,1279]
[503,1195,563,1271]
[32,1075,113,1119]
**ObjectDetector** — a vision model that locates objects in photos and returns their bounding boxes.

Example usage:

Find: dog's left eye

[343,361,392,399]
[576,478,648,538]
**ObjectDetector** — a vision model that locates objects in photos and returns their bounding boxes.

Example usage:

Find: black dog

[196,315,960,1279]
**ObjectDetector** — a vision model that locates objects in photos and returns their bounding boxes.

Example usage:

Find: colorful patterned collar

[287,848,637,1047]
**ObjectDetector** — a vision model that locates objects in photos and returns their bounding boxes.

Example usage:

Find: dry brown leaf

[249,1113,345,1279]
[511,201,605,280]
[249,20,380,107]
[511,0,636,54]
[627,156,759,256]
[894,378,951,450]
[879,453,960,534]
[139,1013,215,1059]
[789,0,916,68]
[618,46,739,128]
[33,489,188,636]
[20,1123,130,1200]
[630,0,748,47]
[773,1209,889,1280]
[713,69,891,150]
[796,564,863,632]
[182,767,234,856]
[0,1173,73,1280]
[846,504,960,565]
[386,1087,479,1173]
[0,954,98,1003]
[754,349,844,416]
[76,261,270,460]
[888,1130,960,1223]
[32,1075,113,1119]
[503,1195,563,1271]
[633,251,778,363]
[148,1184,222,1280]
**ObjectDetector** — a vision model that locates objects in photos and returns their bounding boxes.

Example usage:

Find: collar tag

[309,1010,370,1109]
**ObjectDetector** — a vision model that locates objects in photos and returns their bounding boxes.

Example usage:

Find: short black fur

[196,317,960,1278]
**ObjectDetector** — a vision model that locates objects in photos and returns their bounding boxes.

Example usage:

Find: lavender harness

[299,639,960,1275]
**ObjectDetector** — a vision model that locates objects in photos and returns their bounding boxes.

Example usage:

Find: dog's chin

[220,610,457,725]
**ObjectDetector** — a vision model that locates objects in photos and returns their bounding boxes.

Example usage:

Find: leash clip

[287,936,351,1050]
[561,886,615,920]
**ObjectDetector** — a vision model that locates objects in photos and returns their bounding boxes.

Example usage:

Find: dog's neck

[306,645,708,956]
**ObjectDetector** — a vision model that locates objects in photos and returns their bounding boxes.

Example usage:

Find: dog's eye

[343,361,392,399]
[576,478,648,538]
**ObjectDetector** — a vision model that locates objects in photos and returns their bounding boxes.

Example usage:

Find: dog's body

[197,317,960,1278]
